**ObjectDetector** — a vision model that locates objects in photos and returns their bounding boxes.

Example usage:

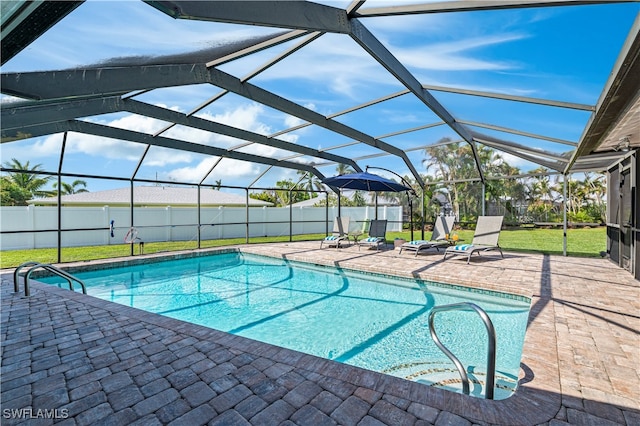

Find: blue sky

[2,1,638,194]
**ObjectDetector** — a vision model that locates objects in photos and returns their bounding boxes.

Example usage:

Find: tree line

[419,141,606,224]
[250,142,607,225]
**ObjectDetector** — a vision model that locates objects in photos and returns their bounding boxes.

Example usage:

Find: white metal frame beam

[422,84,593,112]
[459,120,578,147]
[354,0,635,18]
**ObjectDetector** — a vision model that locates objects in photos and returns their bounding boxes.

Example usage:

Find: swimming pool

[39,251,530,399]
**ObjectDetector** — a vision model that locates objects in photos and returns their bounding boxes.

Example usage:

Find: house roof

[29,186,272,207]
[291,191,397,207]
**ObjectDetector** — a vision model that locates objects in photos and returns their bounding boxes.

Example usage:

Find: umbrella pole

[421,188,426,240]
[375,192,378,220]
[409,193,414,241]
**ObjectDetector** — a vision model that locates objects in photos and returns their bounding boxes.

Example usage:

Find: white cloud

[396,33,526,71]
[280,103,314,133]
[500,152,536,171]
[25,134,65,157]
[284,114,306,129]
[212,103,267,131]
[244,27,528,105]
[252,35,396,100]
[105,112,170,134]
[164,156,260,183]
[144,147,194,167]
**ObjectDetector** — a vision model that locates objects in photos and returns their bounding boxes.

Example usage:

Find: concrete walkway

[1,242,638,425]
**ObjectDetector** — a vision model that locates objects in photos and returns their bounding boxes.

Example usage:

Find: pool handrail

[13,261,41,293]
[428,302,497,400]
[14,261,87,297]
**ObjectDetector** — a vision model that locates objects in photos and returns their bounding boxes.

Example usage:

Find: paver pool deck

[1,242,638,425]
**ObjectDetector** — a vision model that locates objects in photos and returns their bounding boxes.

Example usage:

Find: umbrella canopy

[322,172,412,192]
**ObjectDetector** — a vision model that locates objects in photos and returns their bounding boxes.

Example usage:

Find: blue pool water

[40,252,530,399]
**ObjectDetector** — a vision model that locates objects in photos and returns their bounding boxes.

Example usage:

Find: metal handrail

[13,261,41,293]
[14,262,87,296]
[428,302,497,399]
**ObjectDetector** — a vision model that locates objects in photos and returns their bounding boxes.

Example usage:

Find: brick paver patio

[2,242,638,425]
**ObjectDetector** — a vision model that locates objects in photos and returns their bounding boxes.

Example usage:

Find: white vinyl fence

[1,205,403,250]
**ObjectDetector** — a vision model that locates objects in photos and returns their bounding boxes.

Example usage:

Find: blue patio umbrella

[321,172,412,192]
[322,172,413,233]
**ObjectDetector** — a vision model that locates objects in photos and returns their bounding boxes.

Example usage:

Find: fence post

[104,206,110,245]
[28,205,36,249]
[166,206,172,242]
[197,186,201,249]
[218,206,224,239]
[563,175,568,256]
[262,206,267,237]
[245,189,249,243]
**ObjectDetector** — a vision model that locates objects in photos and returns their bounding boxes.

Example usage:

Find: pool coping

[6,245,561,425]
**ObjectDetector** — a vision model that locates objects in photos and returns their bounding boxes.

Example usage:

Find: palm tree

[296,170,323,193]
[485,158,523,220]
[53,179,89,195]
[335,163,355,175]
[423,139,479,219]
[1,158,53,205]
[525,167,556,221]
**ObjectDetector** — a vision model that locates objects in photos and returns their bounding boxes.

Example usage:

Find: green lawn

[387,226,606,258]
[0,227,606,269]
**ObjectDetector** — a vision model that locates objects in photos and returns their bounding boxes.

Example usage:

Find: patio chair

[320,216,351,248]
[443,216,504,264]
[358,220,387,250]
[398,216,455,256]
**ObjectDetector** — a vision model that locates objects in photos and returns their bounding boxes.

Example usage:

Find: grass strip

[1,227,606,269]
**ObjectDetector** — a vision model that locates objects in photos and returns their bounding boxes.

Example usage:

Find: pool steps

[383,361,517,400]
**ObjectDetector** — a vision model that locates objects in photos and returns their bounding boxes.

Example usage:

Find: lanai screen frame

[1,0,639,260]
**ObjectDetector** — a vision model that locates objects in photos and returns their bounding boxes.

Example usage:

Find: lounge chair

[399,216,455,256]
[443,216,504,264]
[320,216,350,248]
[358,220,387,250]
